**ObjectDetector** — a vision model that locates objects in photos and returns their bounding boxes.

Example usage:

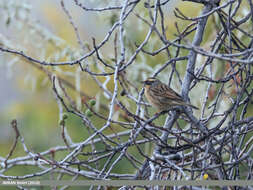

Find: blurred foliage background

[0,0,252,189]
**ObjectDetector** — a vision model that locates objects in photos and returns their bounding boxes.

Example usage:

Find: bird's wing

[151,83,183,101]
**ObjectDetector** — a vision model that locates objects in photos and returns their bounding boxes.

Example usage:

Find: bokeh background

[1,0,252,189]
[0,0,188,156]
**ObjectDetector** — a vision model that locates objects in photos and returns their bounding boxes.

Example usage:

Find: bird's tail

[186,103,199,110]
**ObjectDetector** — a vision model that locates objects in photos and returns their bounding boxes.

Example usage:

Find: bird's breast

[144,87,160,109]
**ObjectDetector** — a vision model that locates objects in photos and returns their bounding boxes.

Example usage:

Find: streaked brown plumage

[142,77,198,111]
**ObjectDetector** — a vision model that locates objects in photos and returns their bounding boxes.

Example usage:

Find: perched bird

[142,77,198,111]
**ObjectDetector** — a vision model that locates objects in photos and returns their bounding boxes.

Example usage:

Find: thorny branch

[0,0,253,189]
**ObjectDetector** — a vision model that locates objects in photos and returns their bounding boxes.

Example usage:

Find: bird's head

[141,77,160,86]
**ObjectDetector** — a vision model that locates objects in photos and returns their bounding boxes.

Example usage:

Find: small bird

[142,77,198,111]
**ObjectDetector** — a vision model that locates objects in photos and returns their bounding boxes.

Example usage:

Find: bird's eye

[145,81,153,85]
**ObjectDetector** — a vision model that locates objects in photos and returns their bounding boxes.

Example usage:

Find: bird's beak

[141,80,146,84]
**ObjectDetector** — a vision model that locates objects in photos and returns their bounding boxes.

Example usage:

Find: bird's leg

[154,110,169,116]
